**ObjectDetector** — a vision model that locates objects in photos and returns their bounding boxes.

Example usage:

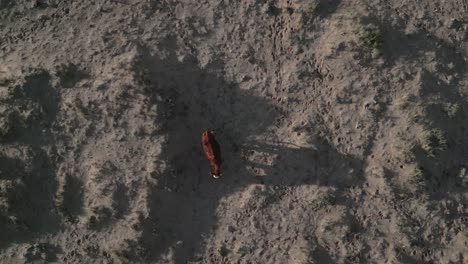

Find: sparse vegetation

[310,191,336,210]
[55,63,86,88]
[407,110,422,124]
[307,257,318,264]
[401,148,416,163]
[406,103,426,124]
[0,115,12,140]
[360,25,383,58]
[0,124,10,140]
[409,166,426,190]
[419,128,447,157]
[306,1,318,13]
[445,103,460,119]
[0,77,12,86]
[1,1,466,263]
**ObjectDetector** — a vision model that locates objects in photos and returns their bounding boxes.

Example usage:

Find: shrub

[0,113,12,141]
[446,103,460,119]
[361,25,383,58]
[409,166,426,191]
[419,128,447,157]
[307,1,318,13]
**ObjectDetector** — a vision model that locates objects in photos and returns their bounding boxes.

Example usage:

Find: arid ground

[0,0,467,263]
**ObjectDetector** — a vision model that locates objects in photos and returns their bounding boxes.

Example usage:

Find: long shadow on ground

[359,12,467,263]
[128,42,366,263]
[0,69,62,250]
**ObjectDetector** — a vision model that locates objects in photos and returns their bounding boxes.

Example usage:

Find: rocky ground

[0,0,467,263]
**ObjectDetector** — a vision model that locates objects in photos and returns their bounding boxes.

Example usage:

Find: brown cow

[201,129,222,178]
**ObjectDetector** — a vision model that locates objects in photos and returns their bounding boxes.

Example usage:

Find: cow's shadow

[129,42,366,263]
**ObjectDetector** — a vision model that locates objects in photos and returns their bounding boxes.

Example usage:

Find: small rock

[37,14,48,21]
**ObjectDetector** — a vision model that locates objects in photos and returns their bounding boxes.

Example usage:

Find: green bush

[419,128,447,157]
[361,25,383,58]
[446,103,460,119]
[409,166,426,191]
[307,1,318,13]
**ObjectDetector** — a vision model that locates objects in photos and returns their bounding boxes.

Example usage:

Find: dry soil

[0,0,467,263]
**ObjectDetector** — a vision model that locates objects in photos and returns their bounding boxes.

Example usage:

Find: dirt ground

[0,0,467,263]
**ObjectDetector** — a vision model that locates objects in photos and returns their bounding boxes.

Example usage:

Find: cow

[201,129,222,178]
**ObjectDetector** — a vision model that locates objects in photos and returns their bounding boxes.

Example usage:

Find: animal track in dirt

[0,0,466,263]
[119,43,368,263]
